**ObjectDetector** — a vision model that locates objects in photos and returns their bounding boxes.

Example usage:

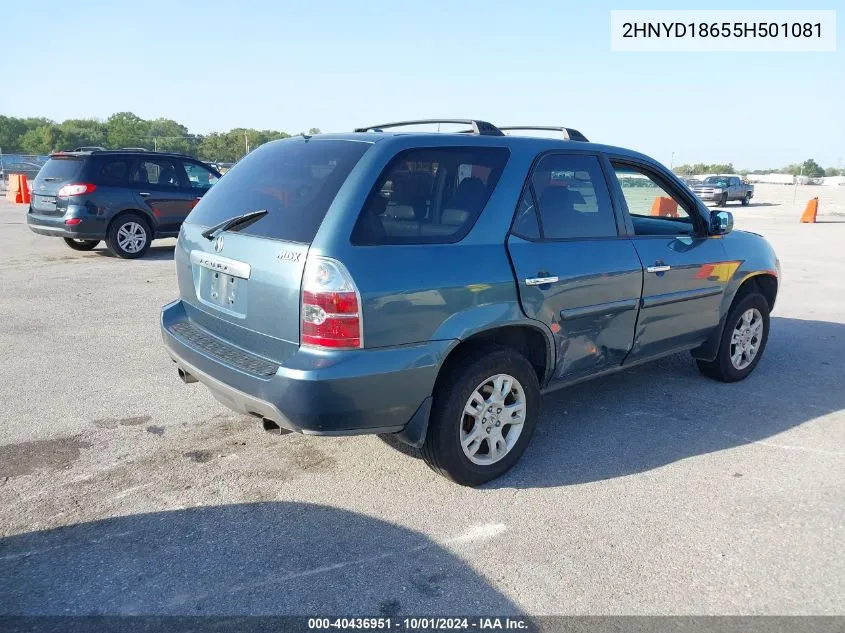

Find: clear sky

[2,0,842,169]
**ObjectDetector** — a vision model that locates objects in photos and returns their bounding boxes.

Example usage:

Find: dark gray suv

[27,150,221,258]
[161,120,780,486]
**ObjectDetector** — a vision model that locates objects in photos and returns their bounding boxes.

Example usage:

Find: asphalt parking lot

[1,185,843,616]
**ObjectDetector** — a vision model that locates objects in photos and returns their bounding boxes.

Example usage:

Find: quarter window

[511,186,540,239]
[530,154,617,239]
[611,163,695,236]
[351,147,509,245]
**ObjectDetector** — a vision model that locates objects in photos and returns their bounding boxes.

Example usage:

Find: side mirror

[710,210,733,235]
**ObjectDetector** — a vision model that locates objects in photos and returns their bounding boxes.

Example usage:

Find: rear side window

[133,159,186,187]
[351,147,509,245]
[94,158,132,185]
[530,154,617,239]
[186,139,371,243]
[36,158,83,182]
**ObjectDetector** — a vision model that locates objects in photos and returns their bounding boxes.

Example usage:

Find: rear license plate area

[196,267,249,317]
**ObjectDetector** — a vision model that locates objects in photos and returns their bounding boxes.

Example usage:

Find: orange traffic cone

[800,197,819,223]
[5,174,23,203]
[649,196,678,218]
[19,175,31,204]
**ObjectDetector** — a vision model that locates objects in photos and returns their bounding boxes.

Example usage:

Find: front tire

[697,292,770,382]
[106,213,151,259]
[63,238,99,251]
[421,346,540,486]
[717,193,728,207]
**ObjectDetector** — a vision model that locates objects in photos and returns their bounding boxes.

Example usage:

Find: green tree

[824,167,841,177]
[106,112,150,149]
[800,158,824,178]
[19,124,60,154]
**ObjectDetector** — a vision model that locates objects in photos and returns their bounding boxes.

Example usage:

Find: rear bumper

[27,206,105,240]
[161,300,452,437]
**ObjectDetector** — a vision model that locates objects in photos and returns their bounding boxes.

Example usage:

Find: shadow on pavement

[490,317,845,489]
[94,245,175,261]
[0,502,519,616]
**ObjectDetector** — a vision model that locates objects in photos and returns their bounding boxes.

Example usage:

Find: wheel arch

[691,271,778,361]
[435,322,554,393]
[394,321,554,449]
[107,207,157,234]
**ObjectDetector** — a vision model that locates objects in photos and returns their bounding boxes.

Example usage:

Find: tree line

[0,113,321,163]
[672,159,840,178]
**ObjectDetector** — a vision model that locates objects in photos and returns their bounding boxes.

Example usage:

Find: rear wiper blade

[201,209,267,240]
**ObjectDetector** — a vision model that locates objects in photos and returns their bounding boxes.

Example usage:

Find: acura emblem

[214,236,224,252]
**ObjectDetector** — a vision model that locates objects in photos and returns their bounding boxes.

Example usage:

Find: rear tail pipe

[177,368,197,384]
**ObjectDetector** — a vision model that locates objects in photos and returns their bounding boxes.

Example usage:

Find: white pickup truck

[692,175,754,206]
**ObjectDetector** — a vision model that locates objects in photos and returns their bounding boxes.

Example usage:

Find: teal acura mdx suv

[161,119,779,486]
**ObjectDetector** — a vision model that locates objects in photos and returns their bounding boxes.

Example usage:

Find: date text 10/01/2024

[307,618,529,630]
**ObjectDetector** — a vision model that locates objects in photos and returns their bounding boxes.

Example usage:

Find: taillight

[64,218,82,226]
[301,256,362,349]
[57,183,96,197]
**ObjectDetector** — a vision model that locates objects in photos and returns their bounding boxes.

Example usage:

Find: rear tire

[63,238,99,251]
[696,292,769,382]
[106,213,151,259]
[421,346,540,486]
[741,193,751,206]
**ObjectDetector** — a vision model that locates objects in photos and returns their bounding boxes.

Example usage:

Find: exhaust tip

[178,368,197,384]
[262,418,292,435]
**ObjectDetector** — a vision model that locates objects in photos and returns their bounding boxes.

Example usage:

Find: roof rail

[354,119,504,136]
[499,126,589,142]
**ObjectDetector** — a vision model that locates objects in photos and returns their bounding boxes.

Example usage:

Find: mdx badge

[278,250,301,262]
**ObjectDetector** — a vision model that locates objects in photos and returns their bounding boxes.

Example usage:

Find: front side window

[530,154,617,239]
[133,159,186,188]
[184,162,219,190]
[611,163,695,236]
[352,147,509,245]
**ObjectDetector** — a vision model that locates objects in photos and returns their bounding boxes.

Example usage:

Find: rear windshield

[185,138,370,243]
[37,157,84,182]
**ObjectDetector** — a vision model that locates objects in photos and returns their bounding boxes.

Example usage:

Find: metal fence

[0,154,49,192]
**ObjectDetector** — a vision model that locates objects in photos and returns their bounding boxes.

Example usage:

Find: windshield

[703,176,730,187]
[186,138,371,243]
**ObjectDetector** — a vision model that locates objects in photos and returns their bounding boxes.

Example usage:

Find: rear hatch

[175,137,371,364]
[30,155,86,216]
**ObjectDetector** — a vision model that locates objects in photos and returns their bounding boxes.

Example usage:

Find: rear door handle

[646,265,671,273]
[525,276,559,286]
[138,192,151,197]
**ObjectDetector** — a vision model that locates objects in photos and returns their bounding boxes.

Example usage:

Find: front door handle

[525,276,559,286]
[646,264,671,273]
[138,192,151,197]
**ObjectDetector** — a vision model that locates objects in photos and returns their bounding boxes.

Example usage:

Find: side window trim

[607,156,707,237]
[521,149,623,242]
